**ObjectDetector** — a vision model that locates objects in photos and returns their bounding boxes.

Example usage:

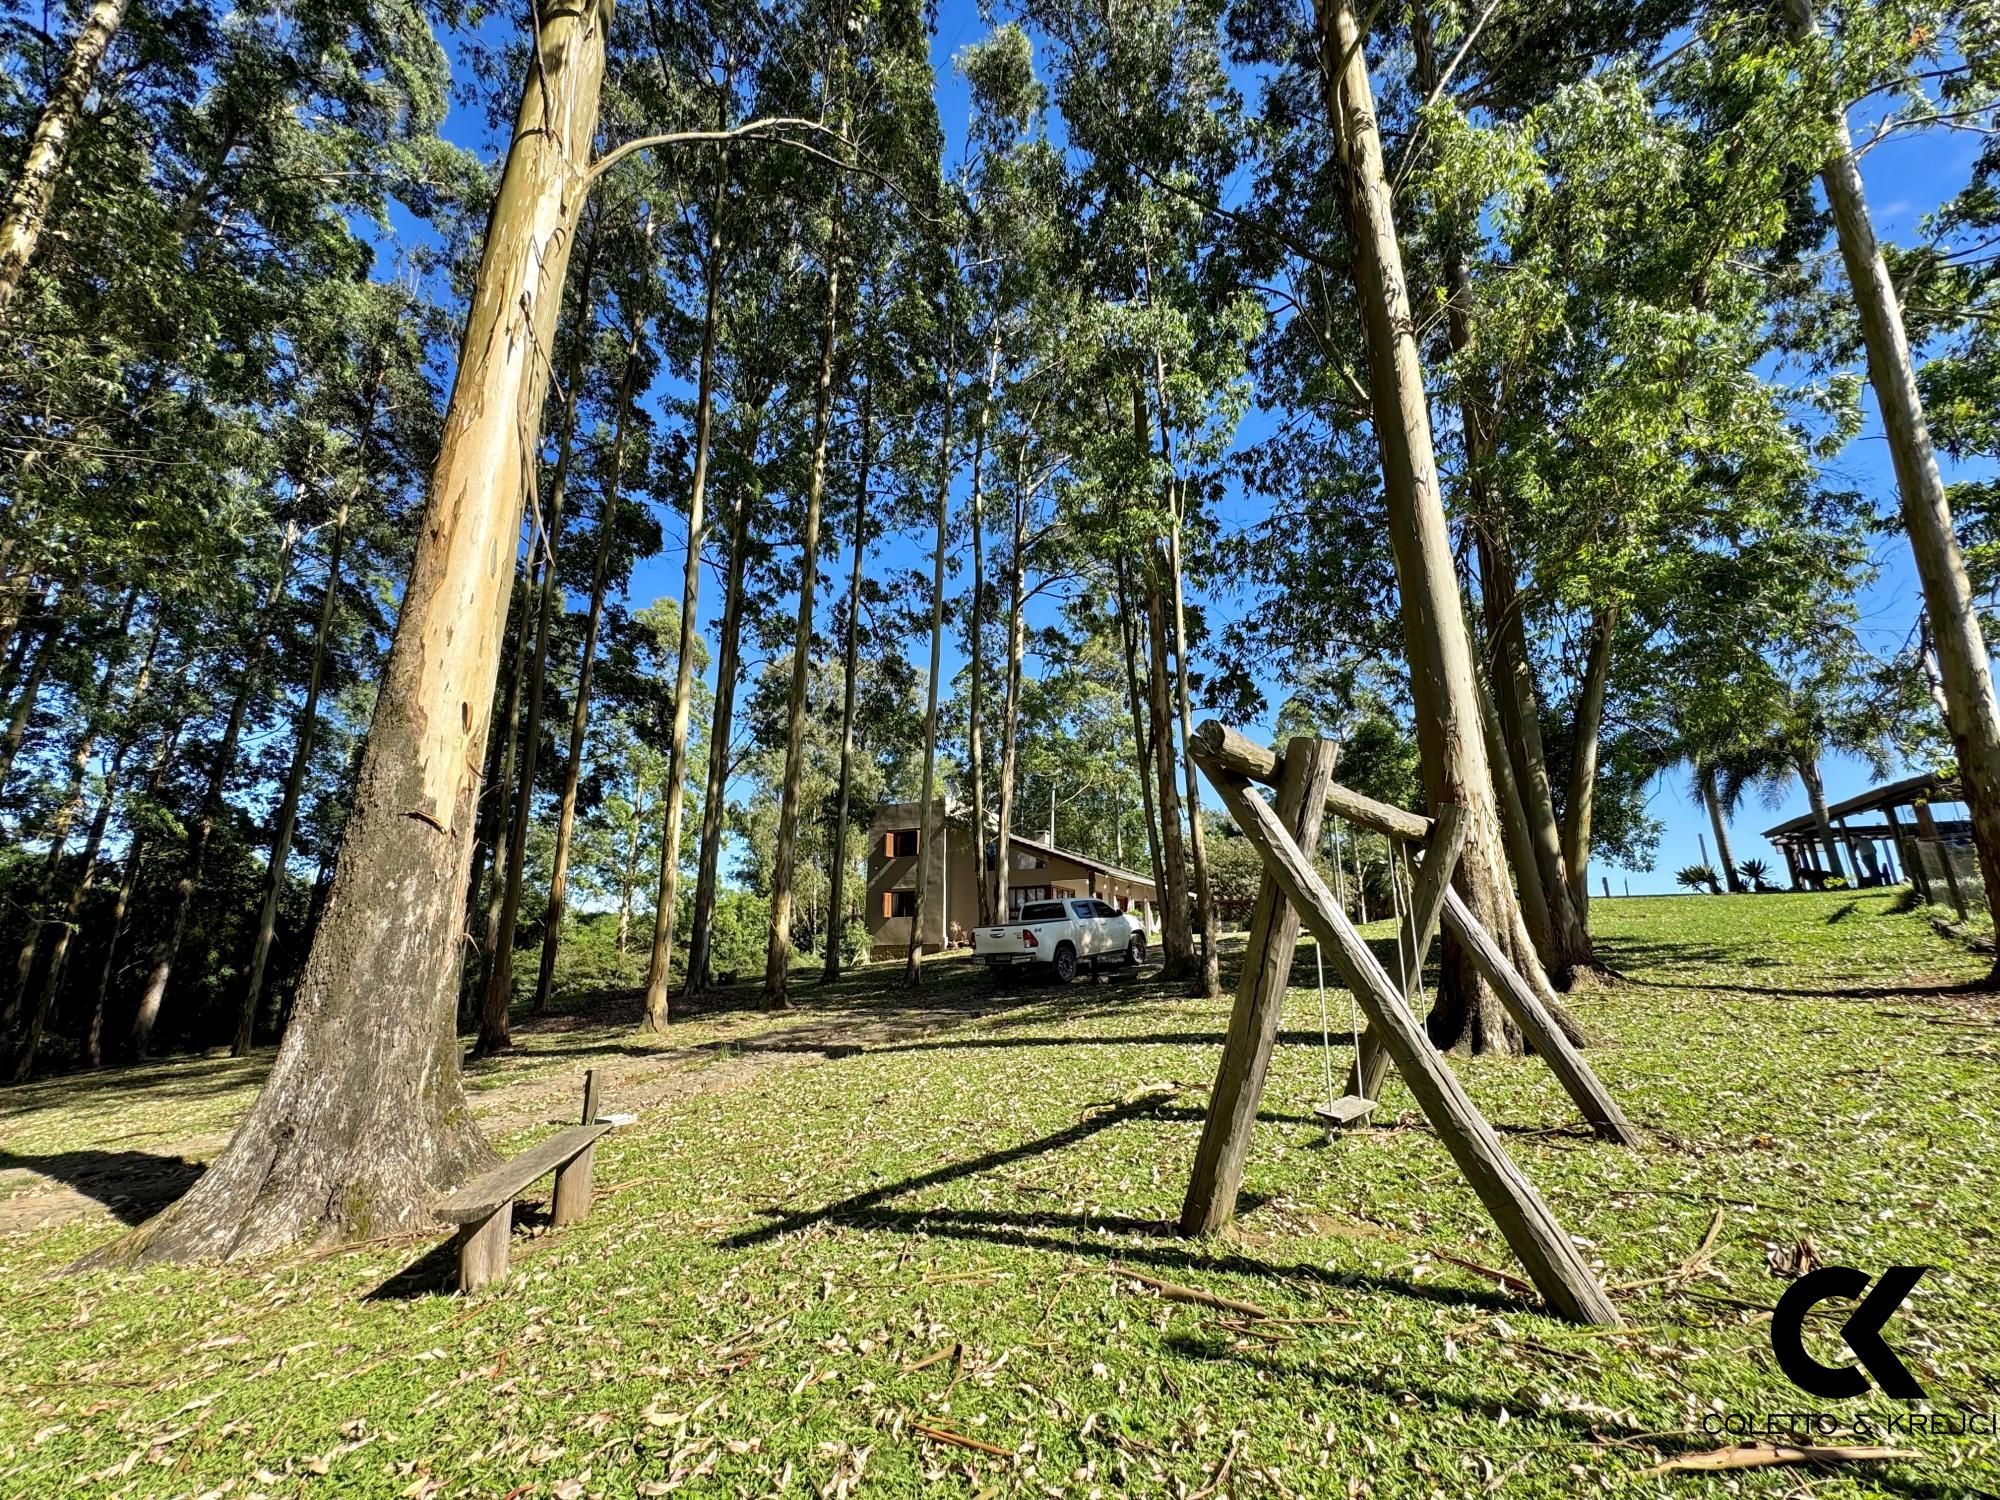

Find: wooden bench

[435,1072,616,1290]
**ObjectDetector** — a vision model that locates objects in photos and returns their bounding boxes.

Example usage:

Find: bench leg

[551,1142,595,1228]
[457,1203,511,1290]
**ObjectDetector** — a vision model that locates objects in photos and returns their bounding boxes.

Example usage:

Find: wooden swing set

[1178,722,1639,1327]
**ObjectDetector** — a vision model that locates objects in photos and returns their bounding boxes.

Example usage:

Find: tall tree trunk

[130,532,299,1055]
[825,367,872,981]
[478,217,604,1051]
[1166,485,1219,997]
[1114,555,1166,925]
[966,329,1000,928]
[1136,286,1219,994]
[1404,0,1591,985]
[1784,0,2000,923]
[543,320,642,1015]
[762,253,842,1009]
[687,408,765,994]
[1316,0,1534,1053]
[1701,762,1742,893]
[88,0,612,1267]
[1142,559,1194,978]
[994,454,1030,923]
[480,558,539,999]
[12,615,163,1077]
[640,100,730,1027]
[3,589,136,1035]
[617,779,648,955]
[85,701,184,1067]
[1473,647,1556,962]
[1559,601,1616,924]
[0,592,63,793]
[0,0,131,316]
[1478,538,1595,973]
[1797,749,1846,881]
[236,504,349,1054]
[905,327,957,986]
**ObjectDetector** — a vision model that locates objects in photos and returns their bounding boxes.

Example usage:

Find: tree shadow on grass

[0,1056,269,1114]
[718,1092,1526,1318]
[365,1200,555,1301]
[1164,1336,1979,1495]
[1615,974,1994,1002]
[856,1030,1355,1058]
[0,1149,205,1224]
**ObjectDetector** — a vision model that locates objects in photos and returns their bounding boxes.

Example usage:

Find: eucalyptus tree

[1777,0,2000,921]
[89,0,854,1261]
[763,0,939,1006]
[0,0,130,314]
[234,279,445,1054]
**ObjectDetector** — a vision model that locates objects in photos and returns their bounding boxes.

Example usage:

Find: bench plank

[436,1124,612,1224]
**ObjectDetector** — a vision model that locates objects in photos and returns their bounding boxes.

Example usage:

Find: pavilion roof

[1761,770,1958,841]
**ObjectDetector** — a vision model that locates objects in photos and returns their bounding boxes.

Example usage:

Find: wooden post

[1180,737,1339,1235]
[457,1204,511,1289]
[1343,809,1467,1114]
[1884,803,1917,894]
[1200,764,1620,1326]
[554,1071,603,1228]
[1914,799,1966,917]
[1437,889,1639,1146]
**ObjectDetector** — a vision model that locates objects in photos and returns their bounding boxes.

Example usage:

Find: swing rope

[1395,840,1428,1017]
[1316,815,1364,1114]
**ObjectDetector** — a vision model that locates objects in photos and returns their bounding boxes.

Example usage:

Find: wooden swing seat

[1312,1095,1376,1126]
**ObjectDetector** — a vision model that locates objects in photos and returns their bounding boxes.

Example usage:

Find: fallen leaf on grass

[1639,1442,1921,1477]
[1766,1237,1819,1279]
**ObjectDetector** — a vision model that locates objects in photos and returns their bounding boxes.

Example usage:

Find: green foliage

[1674,862,1723,895]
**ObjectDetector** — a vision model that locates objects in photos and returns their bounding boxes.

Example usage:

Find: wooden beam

[1180,736,1340,1235]
[1343,807,1467,1114]
[1191,720,1284,786]
[1437,889,1640,1147]
[1326,782,1430,842]
[1200,765,1620,1326]
[1191,719,1431,841]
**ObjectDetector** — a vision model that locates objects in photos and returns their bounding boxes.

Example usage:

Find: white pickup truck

[974,898,1147,983]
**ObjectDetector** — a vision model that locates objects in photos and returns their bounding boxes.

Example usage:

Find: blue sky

[510,2,1981,895]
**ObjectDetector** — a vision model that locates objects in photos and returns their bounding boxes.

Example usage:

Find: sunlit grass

[2,889,1995,1495]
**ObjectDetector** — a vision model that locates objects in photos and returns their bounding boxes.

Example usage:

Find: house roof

[1761,771,1959,841]
[1005,832,1157,892]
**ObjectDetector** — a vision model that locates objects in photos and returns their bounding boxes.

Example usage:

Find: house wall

[867,806,1159,956]
[866,801,964,958]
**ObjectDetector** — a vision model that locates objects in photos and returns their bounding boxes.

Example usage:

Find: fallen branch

[1110,1264,1273,1319]
[1432,1252,1534,1296]
[1615,1206,1726,1293]
[903,1341,962,1374]
[1638,1442,1921,1477]
[910,1421,1011,1458]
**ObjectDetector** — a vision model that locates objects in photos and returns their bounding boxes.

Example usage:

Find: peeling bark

[85,0,613,1266]
[0,0,131,315]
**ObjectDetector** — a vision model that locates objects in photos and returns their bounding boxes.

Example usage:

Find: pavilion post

[1883,803,1916,894]
[1914,799,1967,918]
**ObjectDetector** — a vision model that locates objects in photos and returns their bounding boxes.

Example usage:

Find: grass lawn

[2,889,1997,1497]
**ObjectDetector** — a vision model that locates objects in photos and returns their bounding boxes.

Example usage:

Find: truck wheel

[1127,935,1146,968]
[1052,943,1077,984]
